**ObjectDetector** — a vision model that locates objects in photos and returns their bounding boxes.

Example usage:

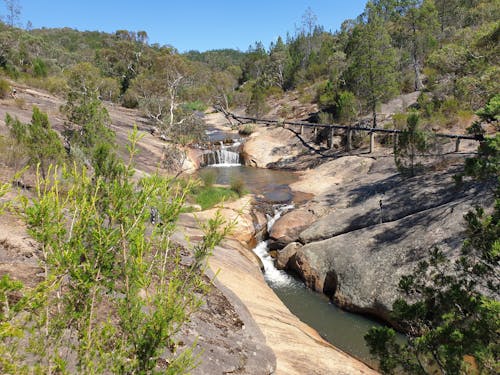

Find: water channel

[197,164,384,367]
[200,128,385,367]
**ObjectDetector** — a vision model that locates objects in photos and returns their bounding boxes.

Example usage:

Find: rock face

[176,204,377,375]
[242,126,305,168]
[291,194,488,321]
[276,152,492,323]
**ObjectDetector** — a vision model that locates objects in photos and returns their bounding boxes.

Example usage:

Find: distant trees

[2,0,22,27]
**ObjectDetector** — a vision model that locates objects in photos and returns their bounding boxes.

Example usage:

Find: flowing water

[200,129,391,367]
[253,205,383,367]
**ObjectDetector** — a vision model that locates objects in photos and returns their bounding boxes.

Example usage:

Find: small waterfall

[253,204,297,287]
[202,142,242,167]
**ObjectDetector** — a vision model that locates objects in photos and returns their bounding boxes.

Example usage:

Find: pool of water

[198,166,299,203]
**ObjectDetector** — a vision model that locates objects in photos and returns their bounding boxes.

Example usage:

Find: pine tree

[346,9,398,127]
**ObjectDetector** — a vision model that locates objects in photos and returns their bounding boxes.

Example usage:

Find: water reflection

[198,166,299,203]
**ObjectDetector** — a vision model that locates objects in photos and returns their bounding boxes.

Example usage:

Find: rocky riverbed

[242,120,490,325]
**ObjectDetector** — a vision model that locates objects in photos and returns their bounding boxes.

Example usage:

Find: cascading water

[252,204,389,367]
[253,204,297,287]
[202,142,242,167]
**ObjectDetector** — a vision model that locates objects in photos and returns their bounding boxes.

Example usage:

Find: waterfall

[203,142,242,167]
[253,204,298,287]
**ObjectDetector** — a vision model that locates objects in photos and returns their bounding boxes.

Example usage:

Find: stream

[200,128,385,367]
[254,205,382,367]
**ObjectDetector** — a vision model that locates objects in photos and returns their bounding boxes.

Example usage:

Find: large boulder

[242,126,304,168]
[276,242,302,270]
[269,208,316,249]
[290,156,375,196]
[290,192,491,322]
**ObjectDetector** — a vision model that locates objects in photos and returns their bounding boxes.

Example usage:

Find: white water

[253,204,298,287]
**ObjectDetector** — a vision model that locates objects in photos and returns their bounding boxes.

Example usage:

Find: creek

[199,128,385,367]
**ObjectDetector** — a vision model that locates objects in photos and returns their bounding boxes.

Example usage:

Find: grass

[193,186,239,210]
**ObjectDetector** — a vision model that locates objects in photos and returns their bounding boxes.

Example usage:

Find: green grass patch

[193,186,239,210]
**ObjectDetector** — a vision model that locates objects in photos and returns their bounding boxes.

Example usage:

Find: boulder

[291,193,491,321]
[276,242,302,270]
[290,156,375,196]
[242,126,304,168]
[269,208,316,249]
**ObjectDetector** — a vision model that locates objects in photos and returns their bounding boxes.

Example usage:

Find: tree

[0,132,232,373]
[2,0,21,27]
[394,112,430,176]
[365,133,500,374]
[131,53,192,130]
[346,9,398,127]
[5,107,65,178]
[268,36,287,89]
[62,62,117,177]
[402,0,439,90]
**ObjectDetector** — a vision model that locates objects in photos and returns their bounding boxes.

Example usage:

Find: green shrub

[32,58,48,78]
[199,169,217,187]
[230,177,246,197]
[238,124,255,135]
[0,133,231,373]
[121,90,139,108]
[0,78,11,98]
[476,94,500,122]
[183,100,208,112]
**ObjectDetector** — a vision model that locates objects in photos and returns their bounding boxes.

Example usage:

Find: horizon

[1,0,368,52]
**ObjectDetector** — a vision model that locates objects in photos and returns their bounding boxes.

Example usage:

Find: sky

[3,0,368,52]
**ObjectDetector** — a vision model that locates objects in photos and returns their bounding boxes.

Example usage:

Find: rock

[299,167,479,244]
[276,242,302,270]
[242,126,304,168]
[291,193,491,322]
[290,156,375,196]
[269,208,316,249]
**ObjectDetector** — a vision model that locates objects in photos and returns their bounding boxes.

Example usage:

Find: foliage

[238,124,255,136]
[0,131,231,373]
[230,177,246,197]
[476,94,500,122]
[366,134,500,374]
[247,83,269,117]
[0,78,10,98]
[394,112,430,177]
[199,169,216,188]
[5,107,66,177]
[346,10,398,127]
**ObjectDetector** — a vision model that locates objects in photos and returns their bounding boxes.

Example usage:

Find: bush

[121,90,139,108]
[230,177,246,197]
[238,124,255,136]
[199,169,217,187]
[0,135,231,373]
[0,78,11,98]
[32,58,48,78]
[183,100,208,112]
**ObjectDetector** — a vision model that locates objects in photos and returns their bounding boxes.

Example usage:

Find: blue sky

[4,0,368,52]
